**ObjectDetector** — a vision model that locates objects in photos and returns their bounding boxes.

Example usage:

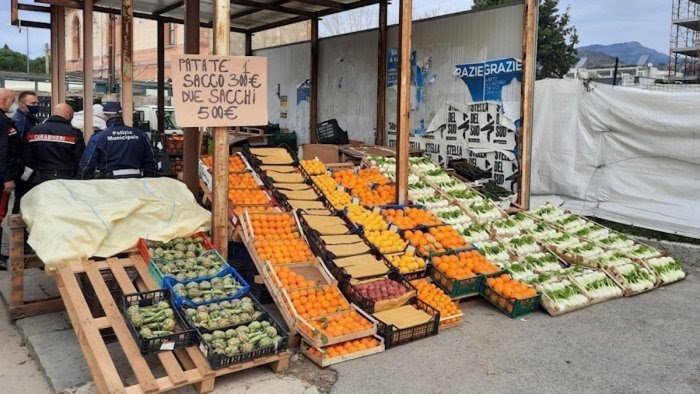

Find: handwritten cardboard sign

[171,55,268,127]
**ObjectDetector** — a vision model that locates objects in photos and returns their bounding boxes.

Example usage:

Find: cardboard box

[301,143,340,163]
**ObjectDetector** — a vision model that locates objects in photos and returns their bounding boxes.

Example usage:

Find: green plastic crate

[427,264,483,299]
[480,282,541,318]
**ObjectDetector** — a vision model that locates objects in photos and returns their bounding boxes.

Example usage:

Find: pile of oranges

[250,213,300,239]
[307,337,381,359]
[383,207,442,229]
[388,251,426,274]
[201,155,247,172]
[311,174,338,192]
[358,168,390,185]
[289,285,350,319]
[253,238,314,265]
[333,168,390,190]
[228,173,259,189]
[228,189,270,205]
[300,159,327,175]
[333,169,361,189]
[486,274,538,300]
[404,226,467,255]
[432,250,500,280]
[274,266,317,290]
[231,206,278,218]
[350,184,396,207]
[305,310,373,338]
[365,230,406,254]
[345,205,388,231]
[411,279,461,318]
[324,189,354,210]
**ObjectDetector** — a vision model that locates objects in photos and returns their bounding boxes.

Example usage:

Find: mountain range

[576,42,669,68]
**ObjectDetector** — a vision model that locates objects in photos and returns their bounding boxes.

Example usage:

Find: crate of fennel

[120,289,197,354]
[148,249,230,287]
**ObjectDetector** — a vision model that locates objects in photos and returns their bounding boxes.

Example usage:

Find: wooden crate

[56,254,290,394]
[3,214,64,319]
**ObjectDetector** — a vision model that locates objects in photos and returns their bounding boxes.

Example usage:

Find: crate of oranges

[241,212,316,266]
[228,188,273,207]
[299,159,327,177]
[429,250,501,299]
[301,335,385,368]
[403,225,470,257]
[296,305,378,348]
[410,278,464,330]
[266,259,336,297]
[481,274,541,318]
[284,284,351,322]
[227,172,263,190]
[381,206,443,230]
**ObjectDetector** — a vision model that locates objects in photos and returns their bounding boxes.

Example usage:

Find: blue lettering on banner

[296,79,311,104]
[454,58,522,102]
[387,48,399,87]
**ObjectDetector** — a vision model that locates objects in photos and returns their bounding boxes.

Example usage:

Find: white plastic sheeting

[532,79,700,238]
[21,178,211,266]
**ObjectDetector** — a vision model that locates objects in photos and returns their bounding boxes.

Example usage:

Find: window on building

[167,23,176,46]
[71,15,80,59]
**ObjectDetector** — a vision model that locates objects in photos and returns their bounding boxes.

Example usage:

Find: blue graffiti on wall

[296,79,311,104]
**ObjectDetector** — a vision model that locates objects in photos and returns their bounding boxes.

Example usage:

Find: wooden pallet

[56,254,290,394]
[3,215,64,319]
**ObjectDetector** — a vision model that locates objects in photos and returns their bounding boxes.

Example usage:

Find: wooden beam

[157,20,165,134]
[295,0,346,9]
[121,0,134,126]
[518,0,538,210]
[375,0,387,146]
[310,18,319,143]
[56,5,66,103]
[231,0,315,18]
[154,0,184,15]
[11,0,18,24]
[17,3,51,13]
[83,0,94,140]
[50,6,59,109]
[212,0,230,256]
[183,0,201,196]
[13,20,51,29]
[395,0,411,204]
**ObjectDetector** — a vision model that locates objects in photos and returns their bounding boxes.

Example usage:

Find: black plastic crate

[316,119,349,145]
[120,289,197,354]
[80,267,139,342]
[340,270,416,314]
[180,294,268,332]
[228,242,275,304]
[197,313,289,369]
[375,298,440,349]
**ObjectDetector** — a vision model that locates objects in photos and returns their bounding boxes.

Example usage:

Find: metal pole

[612,57,619,86]
[26,27,30,73]
[395,0,412,204]
[183,0,201,196]
[57,6,66,103]
[518,0,538,210]
[375,0,387,146]
[212,0,230,256]
[310,18,319,143]
[157,20,165,134]
[83,0,94,140]
[121,0,134,126]
[50,6,59,108]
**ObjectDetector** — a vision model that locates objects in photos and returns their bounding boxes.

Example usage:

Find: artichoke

[258,337,272,348]
[162,318,175,331]
[260,320,270,328]
[202,333,213,343]
[241,297,252,304]
[227,337,241,347]
[238,313,251,322]
[212,330,226,340]
[237,332,248,343]
[252,311,263,320]
[199,280,212,291]
[236,325,249,334]
[139,327,153,338]
[265,326,277,338]
[225,329,237,339]
[219,300,232,309]
[225,345,239,357]
[249,321,262,331]
[240,342,254,353]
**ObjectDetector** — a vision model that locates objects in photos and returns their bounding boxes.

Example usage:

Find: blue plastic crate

[163,266,250,308]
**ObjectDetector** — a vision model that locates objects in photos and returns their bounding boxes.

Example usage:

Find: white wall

[254,3,525,145]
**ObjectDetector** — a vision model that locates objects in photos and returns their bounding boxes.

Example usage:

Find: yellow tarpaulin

[21,178,211,266]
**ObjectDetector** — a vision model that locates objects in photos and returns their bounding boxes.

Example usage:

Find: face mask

[27,105,40,115]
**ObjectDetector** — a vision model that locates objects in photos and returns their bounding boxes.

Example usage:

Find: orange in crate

[432,250,500,280]
[250,213,300,240]
[411,279,460,317]
[289,285,349,319]
[383,207,442,229]
[404,225,466,255]
[228,172,259,189]
[275,266,316,290]
[357,168,389,185]
[252,238,314,265]
[228,189,269,205]
[231,206,277,218]
[308,337,382,358]
[350,184,395,207]
[486,274,537,300]
[333,169,360,189]
[300,309,373,339]
[201,155,248,172]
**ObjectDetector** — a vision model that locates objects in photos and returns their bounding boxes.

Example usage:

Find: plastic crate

[180,293,268,332]
[340,270,416,314]
[164,266,250,308]
[148,249,229,288]
[480,281,541,318]
[120,289,197,354]
[80,267,139,342]
[374,299,440,349]
[197,314,289,369]
[137,232,214,262]
[427,264,483,299]
[316,119,349,145]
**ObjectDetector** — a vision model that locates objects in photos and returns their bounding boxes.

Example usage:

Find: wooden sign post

[171,52,268,254]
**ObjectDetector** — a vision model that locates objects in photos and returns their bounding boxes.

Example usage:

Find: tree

[0,45,48,74]
[472,0,579,79]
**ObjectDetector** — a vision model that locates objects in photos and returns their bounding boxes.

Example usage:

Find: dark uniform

[78,117,157,179]
[24,115,85,184]
[0,112,24,190]
[12,108,38,139]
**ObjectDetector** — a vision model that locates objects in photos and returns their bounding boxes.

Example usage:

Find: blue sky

[0,0,672,60]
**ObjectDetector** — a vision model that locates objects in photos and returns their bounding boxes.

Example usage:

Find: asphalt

[330,267,700,394]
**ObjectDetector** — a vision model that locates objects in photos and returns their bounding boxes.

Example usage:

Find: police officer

[12,91,39,138]
[0,88,19,196]
[78,101,157,179]
[24,103,85,185]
